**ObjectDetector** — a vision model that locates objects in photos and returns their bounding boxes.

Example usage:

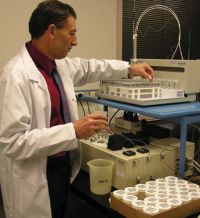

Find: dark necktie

[52,68,71,124]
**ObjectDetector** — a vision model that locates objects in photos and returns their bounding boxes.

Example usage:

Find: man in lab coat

[0,0,153,218]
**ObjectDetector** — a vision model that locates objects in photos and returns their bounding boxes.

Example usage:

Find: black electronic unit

[123,150,136,156]
[107,134,124,151]
[142,124,170,139]
[122,132,150,147]
[137,147,149,154]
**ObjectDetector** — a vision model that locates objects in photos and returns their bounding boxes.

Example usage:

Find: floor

[0,191,5,218]
[0,190,107,218]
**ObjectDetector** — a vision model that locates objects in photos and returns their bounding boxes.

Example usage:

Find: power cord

[75,94,86,116]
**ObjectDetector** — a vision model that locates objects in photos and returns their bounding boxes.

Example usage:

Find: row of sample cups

[113,176,200,215]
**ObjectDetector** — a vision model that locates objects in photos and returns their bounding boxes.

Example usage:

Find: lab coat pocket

[18,179,51,218]
[68,93,78,121]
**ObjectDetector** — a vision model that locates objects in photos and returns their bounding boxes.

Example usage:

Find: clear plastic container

[167,198,182,208]
[143,206,159,215]
[157,193,169,202]
[87,159,114,195]
[157,202,171,212]
[188,183,199,192]
[124,187,138,196]
[132,200,146,211]
[178,195,192,204]
[156,178,167,185]
[135,184,146,193]
[145,188,157,197]
[113,190,126,199]
[122,194,138,205]
[165,176,178,182]
[146,181,157,188]
[144,197,159,205]
[188,191,200,200]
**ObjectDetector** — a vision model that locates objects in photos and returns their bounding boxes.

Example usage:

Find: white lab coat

[0,45,128,218]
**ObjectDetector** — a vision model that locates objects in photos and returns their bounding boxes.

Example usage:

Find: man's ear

[48,24,56,40]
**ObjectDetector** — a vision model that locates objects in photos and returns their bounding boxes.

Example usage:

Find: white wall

[0,0,39,69]
[0,0,122,70]
[67,0,122,60]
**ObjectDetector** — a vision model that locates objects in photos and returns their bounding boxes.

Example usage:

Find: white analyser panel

[81,137,194,189]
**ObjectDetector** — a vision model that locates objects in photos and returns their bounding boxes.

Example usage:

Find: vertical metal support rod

[132,33,137,63]
[179,117,187,178]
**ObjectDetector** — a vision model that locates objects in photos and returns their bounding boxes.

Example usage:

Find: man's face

[52,16,77,59]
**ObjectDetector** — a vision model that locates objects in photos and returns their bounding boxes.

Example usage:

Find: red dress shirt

[26,42,67,157]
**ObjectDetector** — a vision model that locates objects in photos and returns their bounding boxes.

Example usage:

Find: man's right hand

[73,113,109,139]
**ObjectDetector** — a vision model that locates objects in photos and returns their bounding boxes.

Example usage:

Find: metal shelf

[79,95,200,177]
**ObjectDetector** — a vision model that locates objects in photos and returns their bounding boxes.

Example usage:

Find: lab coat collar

[20,44,49,91]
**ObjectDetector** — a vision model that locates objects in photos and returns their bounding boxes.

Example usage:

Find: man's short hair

[29,0,77,39]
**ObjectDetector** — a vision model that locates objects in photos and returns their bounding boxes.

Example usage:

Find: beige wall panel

[0,0,122,69]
